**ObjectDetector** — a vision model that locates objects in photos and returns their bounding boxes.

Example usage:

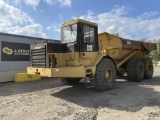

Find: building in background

[0,32,59,82]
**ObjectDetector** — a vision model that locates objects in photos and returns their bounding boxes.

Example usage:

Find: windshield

[61,24,77,43]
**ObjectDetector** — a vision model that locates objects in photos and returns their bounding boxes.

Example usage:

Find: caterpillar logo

[2,47,13,55]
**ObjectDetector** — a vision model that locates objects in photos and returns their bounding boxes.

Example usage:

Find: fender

[92,53,104,66]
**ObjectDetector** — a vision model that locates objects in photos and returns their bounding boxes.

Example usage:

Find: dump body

[98,32,156,66]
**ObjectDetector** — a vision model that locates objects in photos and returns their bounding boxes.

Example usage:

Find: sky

[0,0,160,40]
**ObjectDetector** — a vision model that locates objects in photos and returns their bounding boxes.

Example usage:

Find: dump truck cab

[61,19,99,66]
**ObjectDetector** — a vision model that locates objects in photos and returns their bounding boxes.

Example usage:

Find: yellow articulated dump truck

[27,19,156,90]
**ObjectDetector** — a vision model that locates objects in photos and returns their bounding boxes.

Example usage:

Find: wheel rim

[105,68,112,82]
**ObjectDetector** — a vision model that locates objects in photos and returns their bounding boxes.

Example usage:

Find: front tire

[94,58,116,91]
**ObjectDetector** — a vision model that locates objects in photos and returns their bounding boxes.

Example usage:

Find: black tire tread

[127,58,144,82]
[144,58,153,79]
[94,58,116,90]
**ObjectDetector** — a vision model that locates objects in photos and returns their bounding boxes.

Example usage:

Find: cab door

[81,24,98,59]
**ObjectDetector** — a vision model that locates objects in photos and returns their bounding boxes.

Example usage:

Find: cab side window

[83,25,95,43]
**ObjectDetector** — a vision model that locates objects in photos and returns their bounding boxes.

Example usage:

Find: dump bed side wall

[121,38,142,49]
[121,38,156,52]
[98,33,122,50]
[143,42,157,51]
[98,32,156,61]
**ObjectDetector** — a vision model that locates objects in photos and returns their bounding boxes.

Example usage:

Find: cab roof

[61,19,98,28]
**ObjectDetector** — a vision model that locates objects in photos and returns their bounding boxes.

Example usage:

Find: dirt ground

[0,67,160,120]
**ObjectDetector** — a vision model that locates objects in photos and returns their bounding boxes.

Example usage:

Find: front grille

[31,46,46,68]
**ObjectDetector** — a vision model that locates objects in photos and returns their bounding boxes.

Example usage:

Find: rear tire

[127,58,144,82]
[60,78,81,85]
[94,58,116,90]
[144,58,153,79]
